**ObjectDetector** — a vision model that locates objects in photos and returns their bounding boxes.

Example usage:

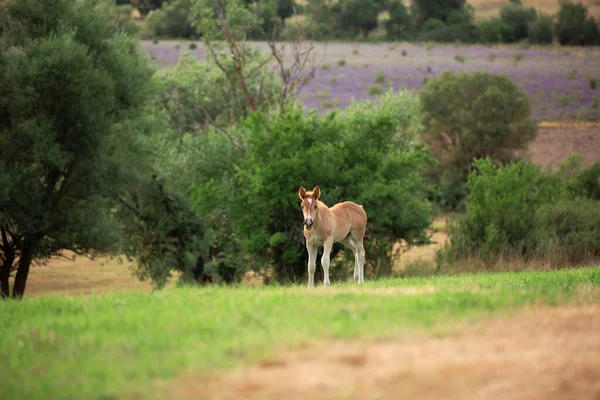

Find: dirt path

[163,304,600,400]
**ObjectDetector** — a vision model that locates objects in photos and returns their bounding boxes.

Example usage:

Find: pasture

[1,267,599,399]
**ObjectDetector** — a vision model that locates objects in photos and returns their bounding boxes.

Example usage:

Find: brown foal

[298,186,367,288]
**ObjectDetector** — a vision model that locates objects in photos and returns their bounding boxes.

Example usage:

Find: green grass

[1,267,599,399]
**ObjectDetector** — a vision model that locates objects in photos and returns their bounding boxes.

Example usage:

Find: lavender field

[140,40,600,122]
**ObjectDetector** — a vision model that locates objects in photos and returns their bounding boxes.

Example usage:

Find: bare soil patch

[164,304,600,400]
[528,124,600,171]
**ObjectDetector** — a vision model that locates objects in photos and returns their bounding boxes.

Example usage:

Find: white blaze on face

[305,198,314,224]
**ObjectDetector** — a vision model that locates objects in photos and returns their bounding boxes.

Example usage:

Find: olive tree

[0,0,154,298]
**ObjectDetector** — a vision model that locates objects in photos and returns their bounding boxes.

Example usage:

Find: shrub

[411,0,467,29]
[154,52,281,132]
[225,92,433,283]
[94,1,141,36]
[590,78,598,90]
[385,0,415,40]
[338,58,347,66]
[478,19,515,44]
[420,71,537,210]
[418,18,480,43]
[374,71,386,83]
[536,198,600,263]
[368,84,383,96]
[527,13,554,44]
[454,53,465,63]
[438,157,600,267]
[143,0,198,39]
[556,1,600,46]
[499,2,537,42]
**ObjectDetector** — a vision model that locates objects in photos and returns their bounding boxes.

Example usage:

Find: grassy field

[1,267,598,399]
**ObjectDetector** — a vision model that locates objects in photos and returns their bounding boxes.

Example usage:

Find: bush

[94,1,141,36]
[280,15,333,41]
[143,0,198,39]
[438,157,600,268]
[154,52,281,132]
[478,19,515,44]
[385,0,415,40]
[527,13,554,44]
[499,2,537,42]
[420,71,537,210]
[536,198,600,262]
[556,1,600,46]
[411,0,467,29]
[417,18,480,43]
[224,91,433,283]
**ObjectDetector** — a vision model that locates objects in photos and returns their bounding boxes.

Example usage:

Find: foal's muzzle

[303,219,313,230]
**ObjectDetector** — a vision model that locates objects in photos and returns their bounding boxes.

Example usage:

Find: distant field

[141,41,600,122]
[1,267,598,400]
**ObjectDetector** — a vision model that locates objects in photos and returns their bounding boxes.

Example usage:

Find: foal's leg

[341,236,360,283]
[321,238,333,286]
[307,242,318,289]
[357,242,366,284]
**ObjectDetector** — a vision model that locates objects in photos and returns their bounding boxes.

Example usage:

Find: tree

[385,0,414,40]
[225,92,433,283]
[411,0,466,29]
[499,1,537,42]
[276,0,295,21]
[336,0,386,37]
[556,0,600,46]
[420,71,537,210]
[0,0,154,298]
[143,0,199,39]
[131,0,163,15]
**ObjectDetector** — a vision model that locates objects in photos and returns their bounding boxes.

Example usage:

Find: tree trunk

[0,226,14,299]
[12,243,33,299]
[0,257,11,299]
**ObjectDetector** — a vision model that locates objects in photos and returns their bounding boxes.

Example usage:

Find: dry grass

[26,252,158,297]
[159,303,600,400]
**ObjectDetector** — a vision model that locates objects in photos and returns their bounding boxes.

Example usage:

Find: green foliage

[276,0,296,20]
[374,71,387,83]
[385,0,415,40]
[0,0,155,298]
[223,91,433,283]
[417,17,480,43]
[118,176,209,288]
[334,0,387,38]
[131,0,163,15]
[143,0,198,39]
[499,2,537,42]
[420,71,537,210]
[94,0,141,36]
[556,0,600,46]
[590,78,598,90]
[154,52,281,132]
[368,84,384,96]
[411,0,467,29]
[478,18,515,44]
[191,0,256,41]
[439,157,600,266]
[527,13,554,44]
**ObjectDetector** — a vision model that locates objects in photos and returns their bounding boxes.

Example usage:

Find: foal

[298,186,367,288]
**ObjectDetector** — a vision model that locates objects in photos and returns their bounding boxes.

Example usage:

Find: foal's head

[298,186,320,230]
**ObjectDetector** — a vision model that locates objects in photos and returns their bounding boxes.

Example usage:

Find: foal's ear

[298,186,307,200]
[313,186,321,200]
